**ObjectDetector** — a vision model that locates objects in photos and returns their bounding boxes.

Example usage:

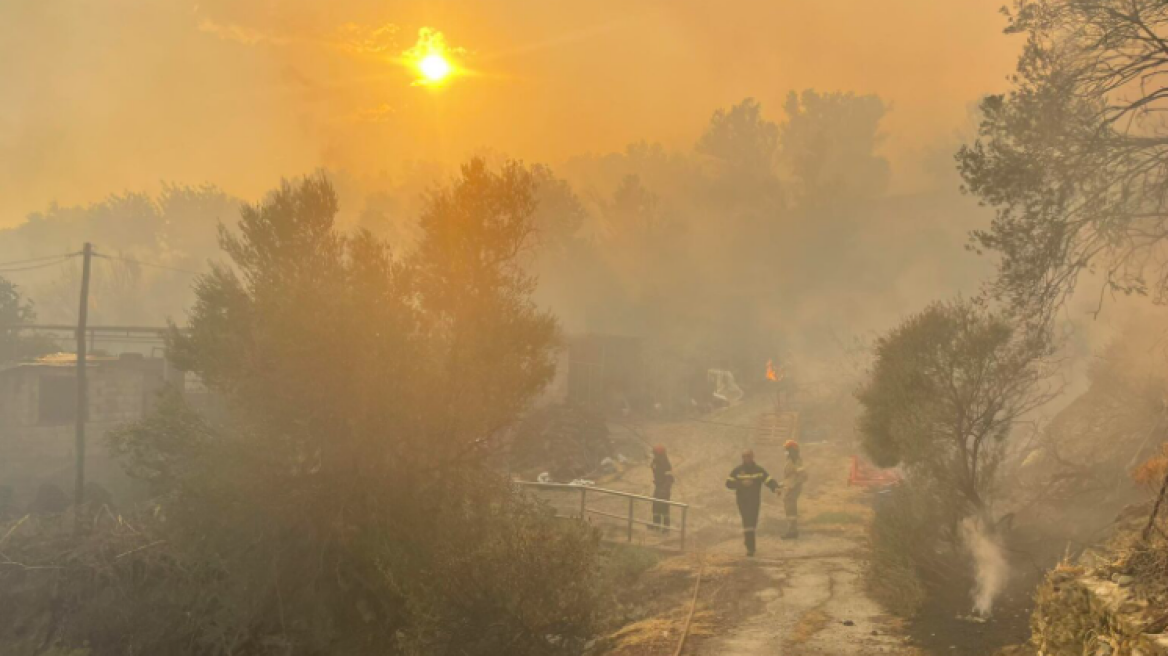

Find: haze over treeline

[1,0,1019,223]
[1,91,996,387]
[8,2,1168,654]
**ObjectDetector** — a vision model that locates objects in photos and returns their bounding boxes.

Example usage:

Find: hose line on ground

[672,552,705,656]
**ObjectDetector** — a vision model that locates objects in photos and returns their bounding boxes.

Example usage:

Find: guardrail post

[680,505,688,551]
[627,497,634,542]
[579,487,587,519]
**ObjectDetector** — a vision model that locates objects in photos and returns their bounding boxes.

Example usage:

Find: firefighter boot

[744,528,756,556]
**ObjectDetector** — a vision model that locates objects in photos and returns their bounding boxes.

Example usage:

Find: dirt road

[605,396,917,656]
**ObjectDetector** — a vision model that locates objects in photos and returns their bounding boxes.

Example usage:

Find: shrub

[1,163,611,656]
[866,480,964,617]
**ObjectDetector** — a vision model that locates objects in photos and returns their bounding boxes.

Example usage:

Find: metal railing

[516,481,689,550]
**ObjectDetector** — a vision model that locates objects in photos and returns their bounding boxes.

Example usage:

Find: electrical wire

[0,256,79,274]
[92,251,203,276]
[0,252,81,268]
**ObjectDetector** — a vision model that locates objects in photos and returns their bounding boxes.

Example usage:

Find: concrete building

[0,352,174,509]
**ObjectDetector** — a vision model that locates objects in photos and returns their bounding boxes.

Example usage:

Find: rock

[1115,575,1134,587]
[1119,600,1144,613]
[842,620,855,626]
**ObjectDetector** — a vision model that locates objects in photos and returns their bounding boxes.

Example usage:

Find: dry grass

[602,551,778,655]
[606,616,683,654]
[788,608,831,645]
[601,552,704,655]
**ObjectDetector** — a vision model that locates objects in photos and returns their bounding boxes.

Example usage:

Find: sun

[403,27,463,87]
[418,53,451,83]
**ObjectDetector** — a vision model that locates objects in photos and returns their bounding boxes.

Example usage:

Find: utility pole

[74,243,92,512]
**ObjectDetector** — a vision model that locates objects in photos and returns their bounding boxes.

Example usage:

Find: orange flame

[766,360,778,382]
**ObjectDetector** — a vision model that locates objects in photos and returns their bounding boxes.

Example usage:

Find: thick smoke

[0,0,1021,226]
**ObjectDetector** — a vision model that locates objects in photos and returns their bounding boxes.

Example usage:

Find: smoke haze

[1,0,1019,225]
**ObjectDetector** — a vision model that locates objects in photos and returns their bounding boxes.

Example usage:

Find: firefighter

[782,440,808,539]
[650,444,674,532]
[726,449,781,556]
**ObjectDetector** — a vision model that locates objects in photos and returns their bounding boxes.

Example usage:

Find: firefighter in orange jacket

[726,449,781,556]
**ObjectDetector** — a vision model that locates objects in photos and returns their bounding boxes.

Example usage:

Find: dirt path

[606,396,918,656]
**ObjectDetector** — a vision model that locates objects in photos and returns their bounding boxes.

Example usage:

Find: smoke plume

[961,516,1008,617]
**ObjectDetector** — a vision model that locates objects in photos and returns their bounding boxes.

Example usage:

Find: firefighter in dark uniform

[782,440,807,539]
[650,444,674,532]
[726,449,781,556]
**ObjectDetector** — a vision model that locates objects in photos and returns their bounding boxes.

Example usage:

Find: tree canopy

[857,299,1056,513]
[7,162,604,656]
[0,276,54,365]
[960,0,1168,316]
[780,90,890,203]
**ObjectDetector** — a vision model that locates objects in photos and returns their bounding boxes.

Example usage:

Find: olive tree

[2,162,605,656]
[857,299,1058,513]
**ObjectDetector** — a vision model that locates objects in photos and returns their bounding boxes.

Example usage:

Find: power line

[92,251,203,276]
[0,251,81,268]
[0,256,79,274]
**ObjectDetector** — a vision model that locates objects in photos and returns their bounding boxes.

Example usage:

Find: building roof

[0,352,160,375]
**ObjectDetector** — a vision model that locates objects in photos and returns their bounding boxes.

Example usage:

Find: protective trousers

[652,485,672,530]
[784,487,801,536]
[738,497,761,554]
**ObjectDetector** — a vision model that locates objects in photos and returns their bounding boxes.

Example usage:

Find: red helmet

[784,440,799,450]
[653,444,666,455]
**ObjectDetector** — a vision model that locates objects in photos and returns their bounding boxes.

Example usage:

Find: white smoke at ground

[961,515,1009,617]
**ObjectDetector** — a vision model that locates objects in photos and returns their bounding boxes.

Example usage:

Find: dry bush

[1132,443,1168,491]
[0,483,608,656]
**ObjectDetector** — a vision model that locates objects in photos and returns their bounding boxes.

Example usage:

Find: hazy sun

[403,27,462,87]
[418,53,451,83]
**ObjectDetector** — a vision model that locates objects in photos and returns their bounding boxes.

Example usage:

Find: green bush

[0,483,607,656]
[866,480,964,617]
[599,544,660,586]
[1,165,612,656]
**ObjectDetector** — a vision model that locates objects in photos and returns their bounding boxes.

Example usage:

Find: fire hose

[672,553,705,656]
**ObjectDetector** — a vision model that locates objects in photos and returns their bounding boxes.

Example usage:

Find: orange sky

[0,0,1021,226]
